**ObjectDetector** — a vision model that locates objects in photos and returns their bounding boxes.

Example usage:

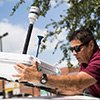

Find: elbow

[75,80,86,93]
[73,76,85,92]
[75,85,84,93]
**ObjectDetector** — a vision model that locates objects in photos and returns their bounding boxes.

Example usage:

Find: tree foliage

[11,0,100,67]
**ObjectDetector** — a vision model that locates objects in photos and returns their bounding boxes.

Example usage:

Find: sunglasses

[70,41,90,53]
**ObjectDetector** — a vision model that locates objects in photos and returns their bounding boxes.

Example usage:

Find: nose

[73,50,77,56]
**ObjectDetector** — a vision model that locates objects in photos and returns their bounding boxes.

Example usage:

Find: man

[13,29,100,97]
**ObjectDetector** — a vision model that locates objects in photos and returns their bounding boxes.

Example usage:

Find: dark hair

[69,29,97,47]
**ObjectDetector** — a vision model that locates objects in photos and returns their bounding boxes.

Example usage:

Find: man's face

[71,39,92,64]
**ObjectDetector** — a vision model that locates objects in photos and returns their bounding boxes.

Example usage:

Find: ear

[88,40,94,51]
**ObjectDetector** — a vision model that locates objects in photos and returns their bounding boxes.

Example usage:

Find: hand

[12,60,42,82]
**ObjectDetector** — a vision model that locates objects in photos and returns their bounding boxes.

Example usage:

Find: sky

[0,0,78,69]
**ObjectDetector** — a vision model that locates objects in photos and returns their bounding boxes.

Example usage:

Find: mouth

[76,57,79,60]
[75,56,81,62]
[76,57,82,63]
[76,57,80,61]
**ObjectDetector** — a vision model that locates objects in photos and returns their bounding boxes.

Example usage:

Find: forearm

[36,73,82,95]
[43,72,96,94]
[45,74,81,92]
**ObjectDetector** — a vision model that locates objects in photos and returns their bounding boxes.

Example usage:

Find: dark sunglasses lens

[70,46,80,52]
[75,46,80,52]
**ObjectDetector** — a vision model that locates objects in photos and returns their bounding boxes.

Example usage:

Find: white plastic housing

[28,6,40,24]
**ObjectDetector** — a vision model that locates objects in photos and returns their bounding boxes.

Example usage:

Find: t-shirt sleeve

[80,59,100,82]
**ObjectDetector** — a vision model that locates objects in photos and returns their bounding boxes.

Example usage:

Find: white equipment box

[0,52,61,88]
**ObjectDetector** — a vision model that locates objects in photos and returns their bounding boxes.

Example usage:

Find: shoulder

[89,46,100,65]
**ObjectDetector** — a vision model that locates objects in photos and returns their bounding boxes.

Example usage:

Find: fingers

[15,60,37,69]
[13,60,37,75]
[14,65,23,73]
[12,74,22,77]
[16,63,27,69]
[12,60,38,82]
[32,60,38,69]
[16,60,37,69]
[18,79,28,83]
[33,60,37,66]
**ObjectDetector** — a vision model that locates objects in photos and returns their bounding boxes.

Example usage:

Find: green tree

[11,0,100,67]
